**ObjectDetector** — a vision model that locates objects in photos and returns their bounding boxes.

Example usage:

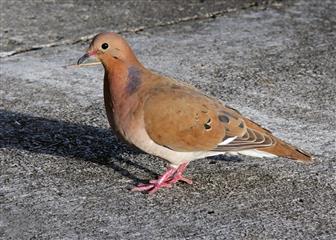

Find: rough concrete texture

[0,0,270,54]
[0,0,335,239]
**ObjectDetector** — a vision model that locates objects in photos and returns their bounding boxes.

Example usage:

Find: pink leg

[131,162,192,194]
[131,167,176,194]
[170,162,193,185]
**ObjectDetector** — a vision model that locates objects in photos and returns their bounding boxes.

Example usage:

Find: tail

[259,138,313,163]
[243,117,313,163]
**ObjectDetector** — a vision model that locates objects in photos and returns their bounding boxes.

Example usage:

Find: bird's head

[77,32,141,68]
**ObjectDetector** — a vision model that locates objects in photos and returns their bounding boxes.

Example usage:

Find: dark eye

[101,43,109,50]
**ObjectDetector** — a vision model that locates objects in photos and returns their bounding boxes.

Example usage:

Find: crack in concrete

[0,4,261,58]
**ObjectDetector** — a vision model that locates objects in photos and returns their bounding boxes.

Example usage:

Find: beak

[77,51,101,67]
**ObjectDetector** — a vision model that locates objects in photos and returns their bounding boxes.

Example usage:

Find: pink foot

[169,162,193,185]
[131,162,192,194]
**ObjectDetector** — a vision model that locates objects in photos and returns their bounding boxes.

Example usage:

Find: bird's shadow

[0,110,241,184]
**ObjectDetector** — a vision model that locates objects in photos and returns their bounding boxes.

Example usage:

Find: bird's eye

[101,43,109,50]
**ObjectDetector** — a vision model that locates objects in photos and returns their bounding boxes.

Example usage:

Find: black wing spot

[239,122,244,128]
[204,118,212,130]
[219,115,230,123]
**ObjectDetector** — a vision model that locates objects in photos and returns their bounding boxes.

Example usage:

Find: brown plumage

[77,32,313,193]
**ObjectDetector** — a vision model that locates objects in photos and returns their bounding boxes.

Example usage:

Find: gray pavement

[0,0,270,55]
[1,0,335,239]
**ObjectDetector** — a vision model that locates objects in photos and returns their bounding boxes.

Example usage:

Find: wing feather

[143,84,275,152]
[141,78,312,161]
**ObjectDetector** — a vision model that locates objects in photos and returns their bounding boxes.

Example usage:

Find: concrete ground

[1,0,335,239]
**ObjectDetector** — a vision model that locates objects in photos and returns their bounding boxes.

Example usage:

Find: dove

[77,32,313,194]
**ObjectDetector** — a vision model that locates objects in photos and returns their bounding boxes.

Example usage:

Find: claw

[171,176,193,185]
[131,184,155,192]
[131,162,192,194]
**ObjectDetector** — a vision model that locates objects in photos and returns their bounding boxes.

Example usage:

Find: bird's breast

[103,75,143,143]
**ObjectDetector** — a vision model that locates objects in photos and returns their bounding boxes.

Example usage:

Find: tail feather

[259,138,313,162]
[243,117,313,163]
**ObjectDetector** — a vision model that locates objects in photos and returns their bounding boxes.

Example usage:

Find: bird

[77,32,313,194]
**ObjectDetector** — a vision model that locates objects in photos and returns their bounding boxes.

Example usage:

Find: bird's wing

[143,85,273,152]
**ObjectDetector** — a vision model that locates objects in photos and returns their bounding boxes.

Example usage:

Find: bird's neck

[103,58,146,136]
[103,58,144,98]
[103,62,127,100]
